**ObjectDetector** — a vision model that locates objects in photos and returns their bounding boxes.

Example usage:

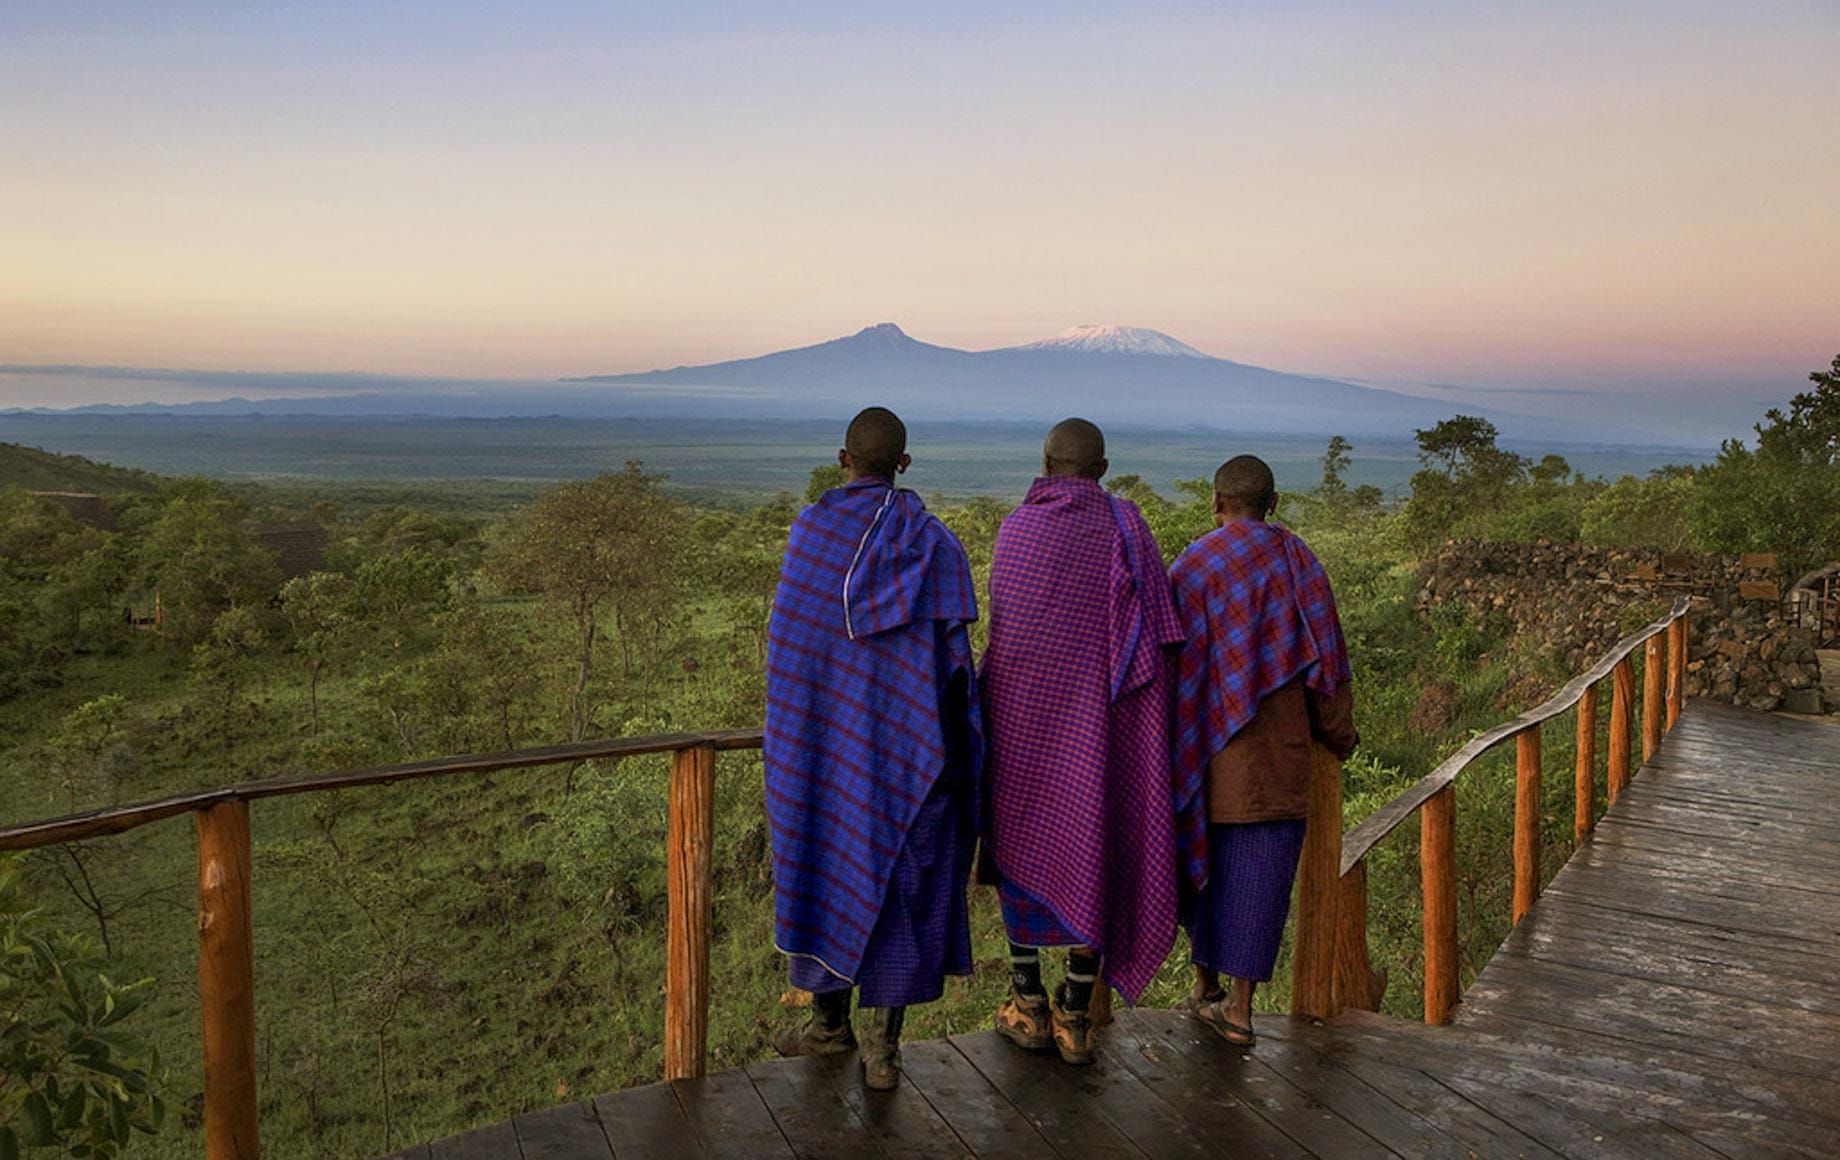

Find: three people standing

[763,409,1355,1088]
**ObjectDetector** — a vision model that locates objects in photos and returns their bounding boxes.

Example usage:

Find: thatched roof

[254,522,329,581]
[29,491,116,532]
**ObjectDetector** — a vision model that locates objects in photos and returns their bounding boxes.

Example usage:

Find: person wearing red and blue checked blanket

[763,406,982,1091]
[979,418,1198,1065]
[1169,455,1357,1049]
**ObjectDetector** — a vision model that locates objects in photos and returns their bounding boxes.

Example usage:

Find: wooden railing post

[665,743,716,1081]
[1574,684,1598,842]
[1292,745,1343,1019]
[1609,658,1634,803]
[1334,860,1384,1012]
[196,800,259,1160]
[1643,636,1664,762]
[1421,785,1458,1025]
[1667,612,1688,730]
[1512,727,1542,925]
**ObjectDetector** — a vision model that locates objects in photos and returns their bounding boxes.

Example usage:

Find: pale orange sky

[2,1,1835,405]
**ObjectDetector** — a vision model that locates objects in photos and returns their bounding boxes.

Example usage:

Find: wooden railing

[1304,596,1692,1025]
[0,595,1693,1156]
[0,728,763,1159]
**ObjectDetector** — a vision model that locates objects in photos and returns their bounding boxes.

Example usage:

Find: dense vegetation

[0,357,1833,1156]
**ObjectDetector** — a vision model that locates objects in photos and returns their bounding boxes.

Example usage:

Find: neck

[848,470,895,485]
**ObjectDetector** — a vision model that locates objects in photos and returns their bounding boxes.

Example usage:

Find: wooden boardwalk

[395,701,1840,1158]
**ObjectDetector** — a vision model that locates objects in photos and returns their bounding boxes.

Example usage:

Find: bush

[0,858,167,1158]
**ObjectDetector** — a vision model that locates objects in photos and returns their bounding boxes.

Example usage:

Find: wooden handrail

[0,726,763,1159]
[1337,596,1689,876]
[0,728,765,852]
[1321,594,1691,1027]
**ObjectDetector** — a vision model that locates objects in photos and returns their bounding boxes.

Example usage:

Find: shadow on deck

[394,701,1840,1158]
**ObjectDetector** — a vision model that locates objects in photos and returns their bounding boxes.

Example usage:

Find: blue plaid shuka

[765,477,982,991]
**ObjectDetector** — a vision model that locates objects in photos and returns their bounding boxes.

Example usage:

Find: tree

[137,486,279,644]
[804,464,846,504]
[280,572,357,735]
[189,605,269,757]
[350,549,451,654]
[1582,470,1695,551]
[1690,354,1840,574]
[1320,436,1353,500]
[487,463,688,740]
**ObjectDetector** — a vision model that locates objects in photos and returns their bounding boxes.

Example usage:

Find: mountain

[573,323,1624,441]
[6,324,1679,444]
[1011,324,1210,358]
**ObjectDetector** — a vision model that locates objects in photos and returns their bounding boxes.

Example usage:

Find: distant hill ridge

[0,442,161,494]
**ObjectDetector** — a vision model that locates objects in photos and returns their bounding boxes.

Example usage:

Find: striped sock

[1008,943,1047,998]
[1061,950,1101,1012]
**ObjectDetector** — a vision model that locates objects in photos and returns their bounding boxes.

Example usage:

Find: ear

[1212,492,1227,515]
[1094,457,1109,481]
[837,448,851,470]
[895,453,912,475]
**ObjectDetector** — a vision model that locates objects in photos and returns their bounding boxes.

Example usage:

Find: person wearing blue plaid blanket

[763,406,983,1090]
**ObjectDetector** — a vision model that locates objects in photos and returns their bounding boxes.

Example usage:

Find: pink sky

[1,2,1835,409]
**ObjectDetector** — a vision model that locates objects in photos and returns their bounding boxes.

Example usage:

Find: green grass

[0,475,1625,1157]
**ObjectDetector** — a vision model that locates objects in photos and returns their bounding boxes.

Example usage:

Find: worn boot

[994,986,1053,1051]
[858,1005,905,1091]
[1050,981,1096,1066]
[773,988,856,1057]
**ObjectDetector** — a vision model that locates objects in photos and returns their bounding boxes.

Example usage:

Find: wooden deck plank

[429,1119,519,1160]
[1114,1010,1395,1158]
[512,1101,614,1159]
[744,1054,885,1160]
[948,1031,1152,1158]
[671,1070,794,1159]
[898,1037,1065,1160]
[591,1082,706,1159]
[835,1061,973,1159]
[1319,1011,1840,1156]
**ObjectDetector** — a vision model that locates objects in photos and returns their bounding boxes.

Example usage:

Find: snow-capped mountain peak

[1014,325,1211,359]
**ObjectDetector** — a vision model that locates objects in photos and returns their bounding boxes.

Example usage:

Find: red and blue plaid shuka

[765,478,982,1002]
[1168,518,1353,824]
[979,476,1192,1001]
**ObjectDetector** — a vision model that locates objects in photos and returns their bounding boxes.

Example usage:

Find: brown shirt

[1206,678,1358,824]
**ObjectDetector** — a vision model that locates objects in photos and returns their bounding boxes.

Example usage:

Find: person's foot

[1184,968,1225,1012]
[772,1015,856,1058]
[1050,990,1096,1066]
[1193,998,1256,1048]
[858,1007,903,1091]
[994,988,1053,1051]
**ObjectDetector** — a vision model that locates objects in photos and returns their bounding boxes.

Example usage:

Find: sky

[2,1,1836,427]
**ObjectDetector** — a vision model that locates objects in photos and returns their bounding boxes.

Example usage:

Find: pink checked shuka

[980,475,1189,1001]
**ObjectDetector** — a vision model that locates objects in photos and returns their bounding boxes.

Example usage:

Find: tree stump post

[1609,658,1634,803]
[1513,727,1542,925]
[1575,684,1598,843]
[1421,785,1458,1025]
[1643,636,1664,762]
[1667,612,1688,730]
[1292,745,1343,1020]
[665,744,717,1081]
[197,800,260,1160]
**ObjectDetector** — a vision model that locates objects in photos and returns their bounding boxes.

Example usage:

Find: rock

[1782,688,1824,715]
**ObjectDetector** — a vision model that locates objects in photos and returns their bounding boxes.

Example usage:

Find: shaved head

[1214,455,1277,518]
[844,406,908,480]
[1043,417,1107,480]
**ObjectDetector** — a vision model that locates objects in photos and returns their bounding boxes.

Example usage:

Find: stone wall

[1416,539,1827,714]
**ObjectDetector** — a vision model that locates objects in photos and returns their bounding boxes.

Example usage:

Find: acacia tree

[1691,354,1840,575]
[280,572,356,735]
[1320,435,1353,500]
[488,463,686,741]
[137,485,280,644]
